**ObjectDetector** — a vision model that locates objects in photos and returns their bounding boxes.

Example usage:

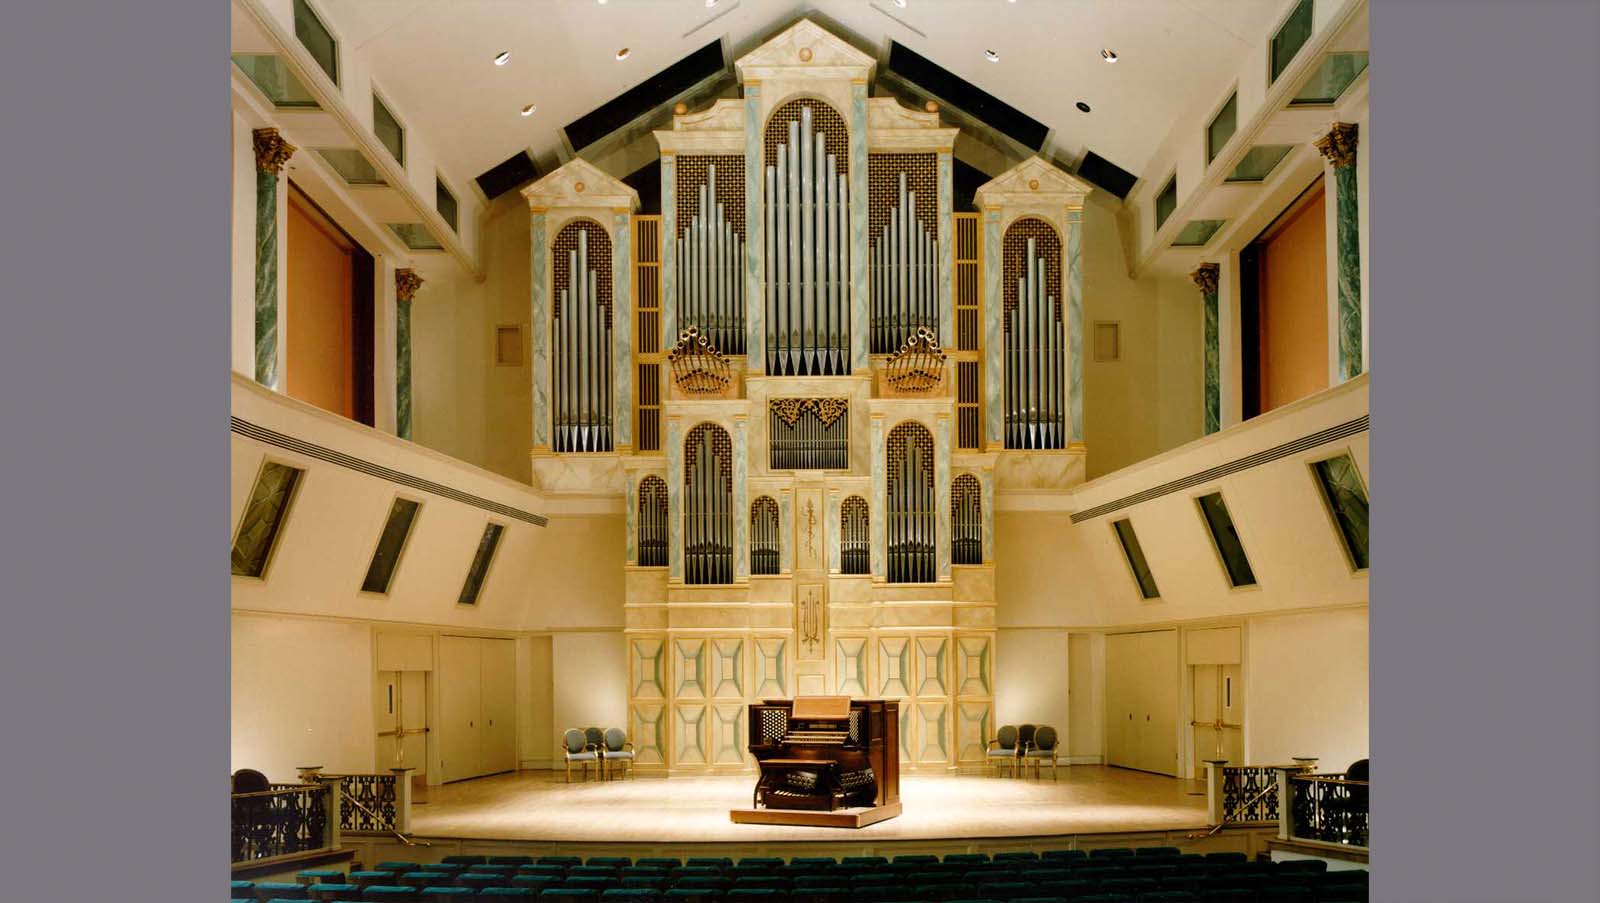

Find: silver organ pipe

[952,474,982,565]
[871,173,939,353]
[764,105,850,375]
[676,166,745,355]
[1005,238,1064,449]
[638,476,668,567]
[554,228,613,452]
[887,426,936,583]
[685,427,733,585]
[841,496,869,575]
[750,496,779,576]
[768,399,848,471]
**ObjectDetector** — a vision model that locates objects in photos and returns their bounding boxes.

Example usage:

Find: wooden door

[479,638,517,775]
[438,636,483,782]
[1105,633,1139,769]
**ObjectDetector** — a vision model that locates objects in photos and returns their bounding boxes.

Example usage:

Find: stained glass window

[360,498,421,594]
[231,461,304,578]
[1313,454,1370,570]
[1112,518,1160,600]
[1197,492,1257,587]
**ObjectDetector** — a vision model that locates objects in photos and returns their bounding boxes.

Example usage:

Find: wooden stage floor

[407,766,1211,845]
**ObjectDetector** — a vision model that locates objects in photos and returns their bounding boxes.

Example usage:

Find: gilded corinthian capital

[395,268,424,303]
[1315,122,1359,169]
[252,127,296,174]
[1189,262,1220,296]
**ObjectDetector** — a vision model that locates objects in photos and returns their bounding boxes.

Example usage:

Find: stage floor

[408,766,1209,844]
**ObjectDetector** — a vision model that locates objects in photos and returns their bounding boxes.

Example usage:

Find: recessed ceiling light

[893,0,908,7]
[1101,48,1118,63]
[984,49,1000,63]
[1076,101,1092,113]
[493,50,511,66]
[706,0,719,7]
[521,104,537,116]
[615,47,630,61]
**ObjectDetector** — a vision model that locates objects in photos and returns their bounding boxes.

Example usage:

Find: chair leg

[565,760,571,783]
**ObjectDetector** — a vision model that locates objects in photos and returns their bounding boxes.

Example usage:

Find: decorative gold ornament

[574,181,586,193]
[673,102,688,115]
[667,326,732,394]
[252,127,296,174]
[1315,122,1359,169]
[884,327,948,392]
[395,268,425,303]
[768,397,849,428]
[799,47,813,62]
[1189,262,1219,296]
[925,100,939,113]
[1028,178,1040,190]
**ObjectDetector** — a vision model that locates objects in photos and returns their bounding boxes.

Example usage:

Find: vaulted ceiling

[315,0,1292,189]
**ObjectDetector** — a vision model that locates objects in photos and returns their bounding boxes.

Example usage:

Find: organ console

[730,696,902,828]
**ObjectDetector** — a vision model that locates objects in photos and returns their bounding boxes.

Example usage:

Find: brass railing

[1283,771,1370,849]
[230,782,338,865]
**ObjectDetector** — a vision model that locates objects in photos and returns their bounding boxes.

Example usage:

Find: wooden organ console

[729,696,901,828]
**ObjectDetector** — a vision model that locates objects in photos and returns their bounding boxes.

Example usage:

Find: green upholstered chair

[563,727,600,782]
[1022,724,1061,779]
[986,724,1020,777]
[601,727,636,780]
[308,886,361,902]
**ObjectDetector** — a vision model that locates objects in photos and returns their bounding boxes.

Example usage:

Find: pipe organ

[677,164,746,355]
[1004,234,1065,450]
[872,173,939,353]
[514,19,1100,776]
[764,105,851,376]
[553,224,614,452]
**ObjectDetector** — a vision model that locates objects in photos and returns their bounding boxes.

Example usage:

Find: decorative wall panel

[916,635,949,697]
[915,701,950,764]
[754,637,789,698]
[877,635,912,698]
[674,637,707,699]
[631,703,666,765]
[956,700,992,763]
[956,634,992,696]
[710,637,746,699]
[711,703,746,765]
[834,636,869,697]
[673,703,708,766]
[631,637,665,699]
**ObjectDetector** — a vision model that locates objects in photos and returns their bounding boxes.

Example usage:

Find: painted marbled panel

[666,419,684,580]
[661,155,677,352]
[826,492,841,573]
[870,419,887,578]
[733,418,749,581]
[743,87,764,371]
[395,297,412,440]
[983,210,1003,446]
[780,492,794,573]
[612,212,633,447]
[1203,288,1220,434]
[1065,209,1085,444]
[934,417,952,579]
[624,475,638,563]
[253,169,279,387]
[937,151,954,349]
[1335,164,1363,380]
[530,213,550,448]
[849,83,869,372]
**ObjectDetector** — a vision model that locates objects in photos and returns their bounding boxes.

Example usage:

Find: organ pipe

[871,173,938,354]
[554,228,612,452]
[1005,238,1064,449]
[887,428,935,583]
[768,399,848,471]
[764,105,850,375]
[676,165,745,354]
[638,477,668,567]
[685,428,732,585]
[952,475,981,565]
[841,496,869,575]
[751,496,779,576]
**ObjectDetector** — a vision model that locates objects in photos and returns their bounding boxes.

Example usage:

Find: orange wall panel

[1259,184,1328,414]
[285,194,354,419]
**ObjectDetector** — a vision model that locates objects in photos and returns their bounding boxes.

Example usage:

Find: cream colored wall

[1081,193,1205,479]
[523,635,555,768]
[550,631,629,763]
[993,510,1108,628]
[232,613,375,780]
[1245,608,1369,769]
[411,195,532,483]
[527,514,627,629]
[994,628,1071,740]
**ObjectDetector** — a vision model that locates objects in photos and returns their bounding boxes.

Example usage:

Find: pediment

[867,97,942,131]
[974,156,1092,207]
[521,157,639,211]
[735,19,875,81]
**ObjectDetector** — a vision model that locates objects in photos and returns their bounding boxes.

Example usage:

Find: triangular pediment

[974,156,1092,207]
[521,157,639,211]
[735,19,875,81]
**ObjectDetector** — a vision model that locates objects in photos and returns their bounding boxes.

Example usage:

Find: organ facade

[523,20,1091,774]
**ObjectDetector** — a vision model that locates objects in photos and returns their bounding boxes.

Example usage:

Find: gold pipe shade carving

[667,326,732,395]
[885,327,947,393]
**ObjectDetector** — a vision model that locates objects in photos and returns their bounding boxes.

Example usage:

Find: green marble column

[395,269,424,440]
[1317,122,1363,380]
[1191,263,1221,435]
[251,128,294,387]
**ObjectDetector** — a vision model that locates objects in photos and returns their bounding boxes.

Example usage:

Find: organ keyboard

[732,696,901,828]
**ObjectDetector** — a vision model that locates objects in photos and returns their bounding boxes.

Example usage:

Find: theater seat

[308,884,361,902]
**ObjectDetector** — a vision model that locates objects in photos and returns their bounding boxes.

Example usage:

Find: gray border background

[1,1,1597,900]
